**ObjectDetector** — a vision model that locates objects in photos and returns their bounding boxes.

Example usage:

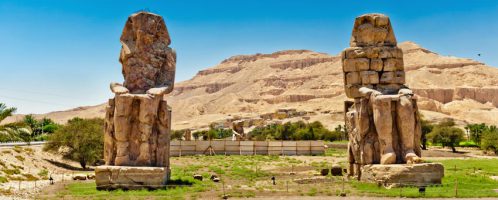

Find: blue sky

[0,0,497,114]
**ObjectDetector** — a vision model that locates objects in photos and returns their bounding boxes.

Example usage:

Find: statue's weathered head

[350,13,397,47]
[119,11,176,94]
[342,14,405,98]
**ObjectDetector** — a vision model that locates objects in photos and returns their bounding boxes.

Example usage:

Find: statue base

[360,163,444,188]
[95,166,170,190]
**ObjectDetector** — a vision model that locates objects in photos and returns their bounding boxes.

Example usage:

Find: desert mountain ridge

[4,41,498,129]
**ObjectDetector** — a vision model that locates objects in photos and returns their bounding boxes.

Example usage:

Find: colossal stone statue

[343,14,443,186]
[95,11,175,190]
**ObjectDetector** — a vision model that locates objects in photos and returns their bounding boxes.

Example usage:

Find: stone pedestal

[360,163,444,187]
[95,166,170,190]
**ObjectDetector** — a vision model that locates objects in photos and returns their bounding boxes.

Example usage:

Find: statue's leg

[157,100,171,167]
[396,95,421,163]
[104,98,115,165]
[114,94,133,166]
[136,95,161,166]
[372,96,396,164]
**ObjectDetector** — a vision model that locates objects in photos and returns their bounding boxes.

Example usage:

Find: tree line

[0,103,59,143]
[421,118,498,154]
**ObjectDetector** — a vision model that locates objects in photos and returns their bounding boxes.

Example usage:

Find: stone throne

[343,14,443,186]
[95,11,176,190]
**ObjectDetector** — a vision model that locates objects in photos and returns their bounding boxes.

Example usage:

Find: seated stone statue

[342,14,422,178]
[104,12,176,167]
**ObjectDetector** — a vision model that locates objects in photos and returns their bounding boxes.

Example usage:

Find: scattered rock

[86,174,95,180]
[212,177,220,182]
[193,174,203,181]
[72,175,87,180]
[320,168,329,176]
[331,165,343,176]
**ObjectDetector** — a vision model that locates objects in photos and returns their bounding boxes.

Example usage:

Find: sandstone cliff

[7,42,498,128]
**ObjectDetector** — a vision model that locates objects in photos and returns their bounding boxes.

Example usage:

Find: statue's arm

[398,87,414,96]
[146,85,172,96]
[358,87,381,98]
[110,82,129,94]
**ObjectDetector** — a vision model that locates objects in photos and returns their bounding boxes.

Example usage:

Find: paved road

[0,141,46,147]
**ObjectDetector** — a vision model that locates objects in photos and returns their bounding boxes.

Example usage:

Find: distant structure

[342,13,443,187]
[95,11,176,190]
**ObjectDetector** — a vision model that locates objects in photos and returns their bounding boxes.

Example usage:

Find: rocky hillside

[6,41,498,129]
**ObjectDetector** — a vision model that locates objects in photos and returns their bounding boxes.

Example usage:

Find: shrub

[2,169,21,175]
[481,127,498,154]
[44,118,104,169]
[427,119,464,152]
[0,176,7,183]
[14,156,25,162]
[248,121,339,141]
[38,169,49,178]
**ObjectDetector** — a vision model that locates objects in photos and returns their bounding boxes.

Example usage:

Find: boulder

[331,165,343,176]
[320,168,330,176]
[86,174,96,180]
[73,175,87,181]
[193,174,203,181]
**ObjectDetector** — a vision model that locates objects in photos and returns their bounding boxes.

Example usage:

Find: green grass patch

[56,165,213,199]
[60,177,210,200]
[325,148,347,157]
[0,176,8,183]
[2,168,20,175]
[330,140,349,144]
[352,158,498,198]
[38,169,49,178]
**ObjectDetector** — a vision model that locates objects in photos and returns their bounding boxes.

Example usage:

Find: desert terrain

[4,41,497,131]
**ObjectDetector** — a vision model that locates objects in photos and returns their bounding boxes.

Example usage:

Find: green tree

[481,127,498,154]
[427,119,464,153]
[44,118,104,169]
[465,123,490,145]
[171,130,184,141]
[420,119,434,150]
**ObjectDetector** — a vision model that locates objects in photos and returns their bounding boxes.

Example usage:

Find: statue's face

[351,14,396,47]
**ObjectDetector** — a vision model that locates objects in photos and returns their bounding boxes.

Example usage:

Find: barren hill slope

[6,41,498,128]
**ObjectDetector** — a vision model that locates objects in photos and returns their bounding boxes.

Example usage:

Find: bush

[427,119,464,152]
[38,169,49,178]
[43,118,104,169]
[171,130,185,141]
[248,121,339,141]
[481,127,498,154]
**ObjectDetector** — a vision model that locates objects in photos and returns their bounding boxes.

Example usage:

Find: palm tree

[0,103,30,142]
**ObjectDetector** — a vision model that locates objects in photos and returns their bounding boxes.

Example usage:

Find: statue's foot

[405,153,422,164]
[380,152,396,164]
[114,155,130,166]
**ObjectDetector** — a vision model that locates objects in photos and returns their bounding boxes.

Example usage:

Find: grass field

[352,159,498,198]
[41,148,498,199]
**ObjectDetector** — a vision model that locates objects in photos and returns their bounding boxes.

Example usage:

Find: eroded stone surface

[95,166,169,190]
[120,12,176,94]
[98,11,176,190]
[343,14,429,180]
[360,163,444,187]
